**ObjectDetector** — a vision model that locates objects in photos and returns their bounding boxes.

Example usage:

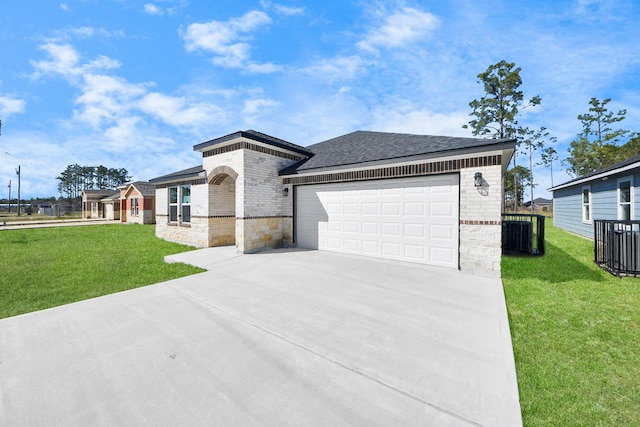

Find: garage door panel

[404,202,425,216]
[362,222,378,234]
[382,242,400,257]
[430,224,454,240]
[295,175,459,268]
[404,223,425,237]
[361,240,379,254]
[344,221,359,233]
[381,202,400,215]
[382,222,401,236]
[343,203,359,215]
[404,244,426,260]
[343,239,360,252]
[430,201,454,217]
[361,203,378,215]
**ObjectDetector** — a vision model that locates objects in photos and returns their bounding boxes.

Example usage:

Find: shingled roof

[193,129,313,157]
[148,165,205,184]
[281,131,515,175]
[128,181,156,197]
[550,154,640,191]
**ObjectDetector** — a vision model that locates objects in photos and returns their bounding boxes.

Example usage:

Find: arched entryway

[207,166,238,247]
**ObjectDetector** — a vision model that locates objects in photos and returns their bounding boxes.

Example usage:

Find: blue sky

[1,0,639,199]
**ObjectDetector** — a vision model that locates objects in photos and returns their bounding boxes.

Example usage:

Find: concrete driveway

[0,248,521,426]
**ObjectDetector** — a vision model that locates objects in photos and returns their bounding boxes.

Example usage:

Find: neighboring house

[37,203,55,216]
[82,190,119,219]
[150,130,515,277]
[100,192,121,221]
[523,197,553,212]
[550,154,640,239]
[119,181,156,224]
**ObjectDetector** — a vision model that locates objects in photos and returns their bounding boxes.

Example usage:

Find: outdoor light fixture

[282,187,289,197]
[474,172,483,187]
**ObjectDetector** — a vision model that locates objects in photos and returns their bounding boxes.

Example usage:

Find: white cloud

[245,62,282,74]
[357,7,440,52]
[139,92,227,128]
[31,43,120,80]
[243,98,279,115]
[0,94,26,117]
[370,103,472,137]
[182,11,275,71]
[301,56,369,82]
[260,1,304,16]
[144,4,163,16]
[60,3,68,11]
[73,74,147,128]
[49,27,125,42]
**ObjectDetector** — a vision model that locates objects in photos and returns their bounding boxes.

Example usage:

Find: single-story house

[82,190,119,219]
[100,192,121,221]
[150,130,515,277]
[550,154,640,239]
[119,181,156,224]
[522,197,553,212]
[37,203,55,216]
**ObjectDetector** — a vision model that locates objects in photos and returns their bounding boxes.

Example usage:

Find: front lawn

[502,221,640,426]
[0,224,204,319]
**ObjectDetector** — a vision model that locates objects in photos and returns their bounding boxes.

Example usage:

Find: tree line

[464,60,638,212]
[56,164,131,211]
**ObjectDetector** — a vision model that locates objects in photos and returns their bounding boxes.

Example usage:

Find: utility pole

[8,180,11,213]
[16,166,21,216]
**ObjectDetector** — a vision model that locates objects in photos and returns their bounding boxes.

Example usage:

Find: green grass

[0,224,204,319]
[502,220,640,426]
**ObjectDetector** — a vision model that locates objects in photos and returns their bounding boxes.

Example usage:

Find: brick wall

[200,148,297,252]
[459,165,503,277]
[242,149,295,217]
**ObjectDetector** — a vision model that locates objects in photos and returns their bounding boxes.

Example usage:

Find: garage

[295,174,459,268]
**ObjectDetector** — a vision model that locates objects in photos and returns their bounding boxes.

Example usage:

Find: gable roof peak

[193,129,312,156]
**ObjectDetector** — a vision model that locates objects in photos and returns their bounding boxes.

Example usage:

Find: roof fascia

[149,170,206,186]
[281,146,512,177]
[281,141,515,176]
[194,131,312,157]
[549,161,640,191]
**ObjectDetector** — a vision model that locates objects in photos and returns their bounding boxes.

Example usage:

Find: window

[582,186,591,223]
[618,178,633,220]
[130,198,139,216]
[181,185,191,223]
[168,185,191,224]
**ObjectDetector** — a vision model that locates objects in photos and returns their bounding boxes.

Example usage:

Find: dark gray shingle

[149,166,204,184]
[193,129,312,156]
[283,131,514,174]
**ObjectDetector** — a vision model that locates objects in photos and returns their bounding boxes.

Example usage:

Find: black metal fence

[501,214,545,255]
[594,220,640,277]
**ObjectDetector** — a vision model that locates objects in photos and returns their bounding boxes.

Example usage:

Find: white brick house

[150,130,515,277]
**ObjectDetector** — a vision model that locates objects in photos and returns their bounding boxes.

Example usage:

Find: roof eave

[149,170,206,185]
[193,130,313,157]
[549,160,640,192]
[280,139,516,176]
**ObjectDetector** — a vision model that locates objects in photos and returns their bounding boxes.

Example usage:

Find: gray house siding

[553,170,640,239]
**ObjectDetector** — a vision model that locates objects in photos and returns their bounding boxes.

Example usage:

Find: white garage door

[295,174,459,268]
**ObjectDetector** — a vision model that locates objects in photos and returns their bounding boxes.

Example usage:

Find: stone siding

[200,148,297,252]
[156,215,209,248]
[238,216,293,252]
[209,216,235,246]
[459,165,503,277]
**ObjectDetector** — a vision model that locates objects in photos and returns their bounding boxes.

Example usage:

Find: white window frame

[582,185,591,224]
[617,176,634,221]
[169,187,179,223]
[130,197,139,216]
[168,185,191,225]
[181,185,191,224]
